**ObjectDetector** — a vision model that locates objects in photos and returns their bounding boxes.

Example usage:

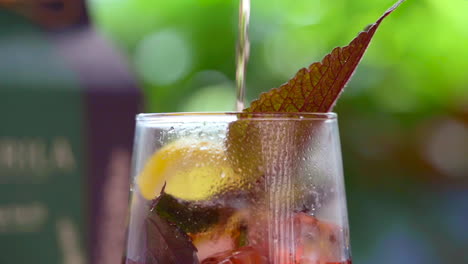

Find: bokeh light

[422,118,468,179]
[134,29,192,86]
[263,27,326,80]
[181,70,236,112]
[181,82,236,112]
[365,225,440,264]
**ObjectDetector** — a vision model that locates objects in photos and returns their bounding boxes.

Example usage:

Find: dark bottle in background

[0,1,142,263]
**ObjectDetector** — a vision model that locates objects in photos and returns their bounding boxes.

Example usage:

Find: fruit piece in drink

[192,211,250,261]
[137,138,240,201]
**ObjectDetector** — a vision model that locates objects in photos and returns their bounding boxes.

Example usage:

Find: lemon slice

[137,138,240,201]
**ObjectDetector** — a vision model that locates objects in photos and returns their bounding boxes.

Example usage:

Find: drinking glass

[124,112,351,264]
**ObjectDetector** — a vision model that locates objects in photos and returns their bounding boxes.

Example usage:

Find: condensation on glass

[124,112,352,264]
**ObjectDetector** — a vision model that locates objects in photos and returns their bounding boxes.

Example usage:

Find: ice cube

[201,246,268,264]
[294,213,346,263]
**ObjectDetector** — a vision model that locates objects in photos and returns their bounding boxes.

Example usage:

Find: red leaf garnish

[225,0,406,210]
[145,185,200,264]
[246,0,406,113]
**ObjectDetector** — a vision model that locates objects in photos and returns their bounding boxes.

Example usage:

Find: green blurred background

[0,0,466,263]
[89,0,468,114]
[88,0,468,263]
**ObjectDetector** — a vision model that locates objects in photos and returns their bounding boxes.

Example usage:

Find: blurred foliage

[89,0,468,113]
[89,0,467,263]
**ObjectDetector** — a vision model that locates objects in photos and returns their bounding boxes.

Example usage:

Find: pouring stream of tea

[235,0,250,111]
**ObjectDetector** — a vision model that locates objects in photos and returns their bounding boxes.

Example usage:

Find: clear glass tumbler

[124,112,351,264]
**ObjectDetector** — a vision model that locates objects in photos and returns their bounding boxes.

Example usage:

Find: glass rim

[137,112,337,122]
